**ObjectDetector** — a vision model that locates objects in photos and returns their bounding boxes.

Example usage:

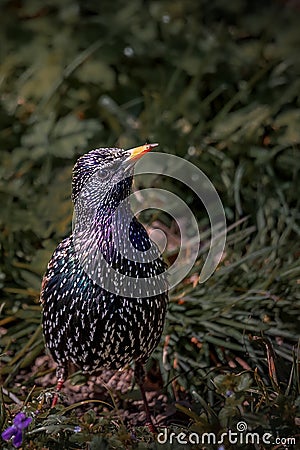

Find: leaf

[76,60,115,89]
[274,109,300,144]
[212,104,271,141]
[49,115,101,157]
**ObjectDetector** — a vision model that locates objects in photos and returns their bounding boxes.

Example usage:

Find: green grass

[0,0,299,448]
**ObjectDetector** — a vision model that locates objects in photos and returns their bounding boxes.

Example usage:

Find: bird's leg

[51,365,66,408]
[134,361,157,433]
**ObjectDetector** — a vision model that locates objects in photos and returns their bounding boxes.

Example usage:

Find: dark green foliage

[0,0,299,447]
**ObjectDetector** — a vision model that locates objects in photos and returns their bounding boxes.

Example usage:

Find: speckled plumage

[41,146,168,386]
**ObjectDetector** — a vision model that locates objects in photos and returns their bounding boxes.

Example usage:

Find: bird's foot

[134,362,158,434]
[51,378,64,408]
[51,393,59,408]
[146,420,158,434]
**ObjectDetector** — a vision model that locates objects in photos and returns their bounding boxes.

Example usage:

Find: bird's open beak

[126,143,159,161]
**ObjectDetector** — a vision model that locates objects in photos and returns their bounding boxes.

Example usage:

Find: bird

[40,143,168,431]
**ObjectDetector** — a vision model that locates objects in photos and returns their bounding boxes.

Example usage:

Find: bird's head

[72,144,158,210]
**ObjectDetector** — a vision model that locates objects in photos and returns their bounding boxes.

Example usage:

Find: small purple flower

[225,390,234,397]
[1,412,32,448]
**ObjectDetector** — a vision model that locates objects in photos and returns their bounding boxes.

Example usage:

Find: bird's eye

[97,169,110,180]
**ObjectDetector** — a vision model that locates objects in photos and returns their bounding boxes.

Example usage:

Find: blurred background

[0,0,299,447]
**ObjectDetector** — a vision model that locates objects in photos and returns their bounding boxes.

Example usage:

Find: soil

[15,354,191,429]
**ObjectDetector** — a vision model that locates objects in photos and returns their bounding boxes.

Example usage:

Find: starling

[40,144,168,430]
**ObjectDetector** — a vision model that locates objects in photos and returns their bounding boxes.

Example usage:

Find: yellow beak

[126,143,159,161]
